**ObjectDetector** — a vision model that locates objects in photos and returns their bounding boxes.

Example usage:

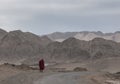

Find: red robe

[39,59,45,71]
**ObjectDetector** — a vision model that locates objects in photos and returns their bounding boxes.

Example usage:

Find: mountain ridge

[46,31,120,42]
[0,29,120,65]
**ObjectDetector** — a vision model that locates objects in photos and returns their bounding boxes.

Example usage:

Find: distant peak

[9,30,22,33]
[0,28,7,33]
[64,37,77,41]
[91,37,106,42]
[63,37,79,43]
[115,31,120,34]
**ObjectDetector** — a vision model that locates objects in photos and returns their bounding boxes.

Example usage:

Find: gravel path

[0,70,105,84]
[0,70,58,84]
[34,72,98,84]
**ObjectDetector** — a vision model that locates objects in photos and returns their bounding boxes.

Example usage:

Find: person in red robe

[39,59,45,72]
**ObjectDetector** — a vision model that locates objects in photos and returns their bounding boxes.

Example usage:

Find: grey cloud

[0,0,120,34]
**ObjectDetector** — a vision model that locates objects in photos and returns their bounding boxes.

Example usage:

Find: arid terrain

[0,61,120,84]
[0,29,120,84]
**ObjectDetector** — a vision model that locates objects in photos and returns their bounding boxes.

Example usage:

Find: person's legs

[40,70,43,72]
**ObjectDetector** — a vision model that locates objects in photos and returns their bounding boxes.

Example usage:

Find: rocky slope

[0,29,7,40]
[47,32,77,41]
[20,37,120,64]
[0,29,120,65]
[44,37,120,63]
[0,29,52,64]
[46,38,90,62]
[47,31,120,42]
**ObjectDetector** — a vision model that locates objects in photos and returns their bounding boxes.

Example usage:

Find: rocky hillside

[45,38,90,62]
[0,29,7,40]
[0,29,52,64]
[44,37,120,63]
[47,31,120,42]
[0,29,120,64]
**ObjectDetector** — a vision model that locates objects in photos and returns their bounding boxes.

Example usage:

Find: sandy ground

[0,64,23,81]
[0,60,120,84]
[34,72,103,84]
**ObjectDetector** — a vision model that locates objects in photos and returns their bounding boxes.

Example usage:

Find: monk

[39,59,45,72]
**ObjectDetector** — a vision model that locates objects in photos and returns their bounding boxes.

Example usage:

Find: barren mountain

[0,28,7,40]
[44,37,120,63]
[47,32,77,42]
[47,31,120,42]
[0,29,52,64]
[0,29,120,84]
[45,38,90,62]
[0,29,120,65]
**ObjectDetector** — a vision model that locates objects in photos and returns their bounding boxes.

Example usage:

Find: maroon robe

[39,59,45,71]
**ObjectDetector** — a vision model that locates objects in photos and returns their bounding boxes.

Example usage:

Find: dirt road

[34,72,99,84]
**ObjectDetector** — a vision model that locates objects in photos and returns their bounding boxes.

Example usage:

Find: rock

[73,67,87,71]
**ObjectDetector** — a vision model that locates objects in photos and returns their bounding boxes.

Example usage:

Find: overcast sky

[0,0,120,35]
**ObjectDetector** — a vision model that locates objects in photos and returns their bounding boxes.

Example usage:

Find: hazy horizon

[1,28,120,36]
